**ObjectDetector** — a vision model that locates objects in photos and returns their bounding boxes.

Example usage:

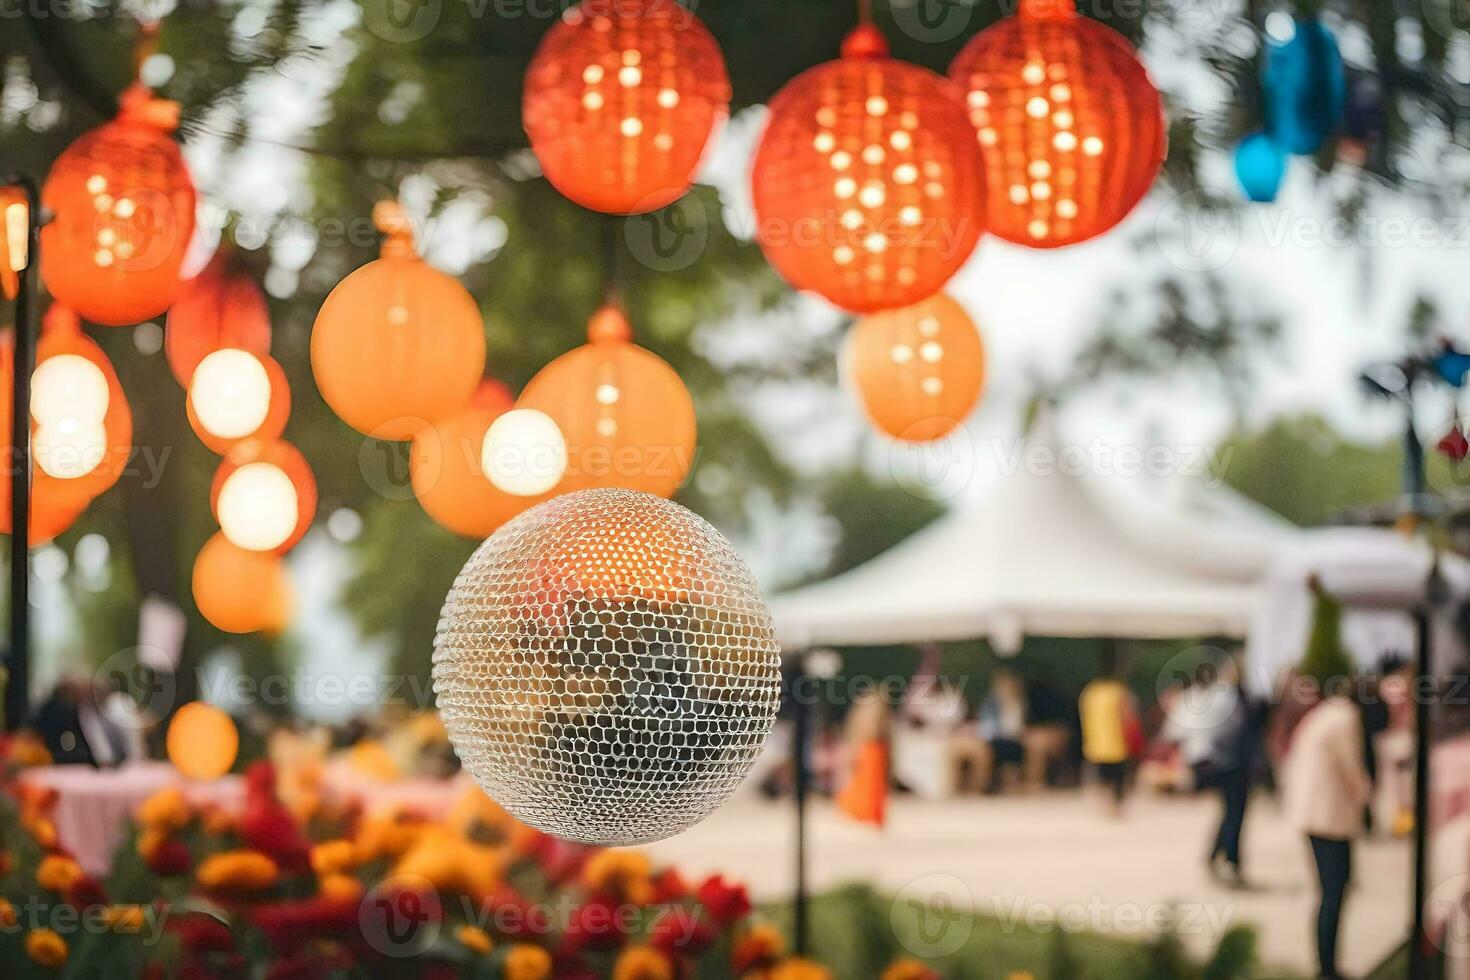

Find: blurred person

[1079,653,1138,815]
[1175,655,1259,887]
[1376,658,1416,837]
[34,673,131,768]
[837,684,891,826]
[977,669,1027,794]
[1022,670,1074,790]
[1285,682,1371,980]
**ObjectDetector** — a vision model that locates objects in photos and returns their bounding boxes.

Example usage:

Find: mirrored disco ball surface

[433,488,783,845]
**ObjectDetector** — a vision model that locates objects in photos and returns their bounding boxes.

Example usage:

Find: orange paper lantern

[949,0,1165,247]
[40,85,196,326]
[167,253,272,387]
[193,531,293,634]
[311,202,486,441]
[166,702,239,780]
[751,24,985,314]
[517,305,696,499]
[523,0,730,214]
[187,351,290,455]
[210,439,317,555]
[845,293,985,442]
[0,332,88,544]
[411,380,541,538]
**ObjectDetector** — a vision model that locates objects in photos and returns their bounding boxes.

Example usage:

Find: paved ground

[645,789,1412,977]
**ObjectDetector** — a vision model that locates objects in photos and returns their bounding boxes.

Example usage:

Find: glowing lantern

[523,0,731,214]
[433,488,782,845]
[516,305,695,498]
[211,440,316,554]
[0,333,91,543]
[166,254,271,387]
[845,294,985,442]
[311,202,486,441]
[751,24,984,313]
[411,381,541,537]
[40,85,196,326]
[483,409,568,498]
[193,531,293,634]
[949,0,1165,248]
[187,349,290,454]
[166,702,239,780]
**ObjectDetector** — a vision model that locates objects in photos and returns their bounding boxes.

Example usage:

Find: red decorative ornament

[41,85,197,325]
[949,0,1165,248]
[210,439,317,556]
[750,24,985,314]
[845,293,986,442]
[167,252,272,388]
[517,305,696,499]
[1438,426,1470,463]
[523,0,731,214]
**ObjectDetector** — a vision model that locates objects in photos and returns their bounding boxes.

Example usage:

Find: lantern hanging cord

[856,0,873,26]
[601,215,622,308]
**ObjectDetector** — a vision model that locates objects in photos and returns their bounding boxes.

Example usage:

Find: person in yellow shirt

[1079,654,1138,815]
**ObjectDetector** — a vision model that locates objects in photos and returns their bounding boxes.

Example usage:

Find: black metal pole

[792,666,810,955]
[3,176,39,732]
[1410,604,1433,980]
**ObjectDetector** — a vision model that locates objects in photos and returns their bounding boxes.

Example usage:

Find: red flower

[696,875,750,925]
[652,868,688,903]
[250,897,362,954]
[168,912,235,954]
[146,839,192,877]
[240,762,312,874]
[65,874,108,911]
[562,897,628,953]
[649,905,715,957]
[551,953,599,980]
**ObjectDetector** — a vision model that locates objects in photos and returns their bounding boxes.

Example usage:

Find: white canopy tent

[771,421,1300,651]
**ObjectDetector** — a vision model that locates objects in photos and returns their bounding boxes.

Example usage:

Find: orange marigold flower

[136,788,191,832]
[613,945,674,980]
[880,959,941,980]
[104,905,147,933]
[36,854,84,892]
[319,873,364,902]
[26,817,58,850]
[733,921,786,973]
[582,849,654,904]
[0,898,16,928]
[310,840,357,877]
[25,928,68,968]
[769,958,834,980]
[455,924,494,955]
[503,943,553,980]
[197,850,279,892]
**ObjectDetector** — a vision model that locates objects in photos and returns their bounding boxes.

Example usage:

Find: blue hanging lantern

[1234,132,1287,202]
[1434,345,1470,388]
[1262,14,1346,155]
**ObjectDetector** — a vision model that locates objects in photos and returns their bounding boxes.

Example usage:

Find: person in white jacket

[1283,693,1373,980]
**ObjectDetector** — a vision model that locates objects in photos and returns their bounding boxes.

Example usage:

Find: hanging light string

[856,0,873,26]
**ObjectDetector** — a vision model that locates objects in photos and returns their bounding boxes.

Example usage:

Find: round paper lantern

[211,440,316,554]
[187,350,290,454]
[193,531,293,634]
[433,488,782,845]
[411,381,540,537]
[517,306,695,498]
[845,294,985,442]
[166,702,239,780]
[1234,132,1287,203]
[0,334,87,543]
[311,202,486,441]
[1262,13,1345,156]
[523,0,730,214]
[166,253,271,387]
[40,85,196,326]
[752,25,984,313]
[482,409,569,498]
[949,0,1165,248]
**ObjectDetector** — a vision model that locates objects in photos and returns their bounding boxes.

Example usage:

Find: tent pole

[1409,603,1432,979]
[793,661,810,955]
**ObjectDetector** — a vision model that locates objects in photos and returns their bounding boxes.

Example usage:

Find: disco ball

[433,488,782,845]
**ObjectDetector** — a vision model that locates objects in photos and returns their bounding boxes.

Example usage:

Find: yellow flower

[447,787,511,840]
[769,959,834,980]
[353,816,424,864]
[0,898,16,928]
[26,817,58,850]
[104,905,146,933]
[881,959,941,980]
[390,827,504,898]
[319,873,364,902]
[136,828,167,861]
[9,732,52,767]
[197,850,279,892]
[348,740,399,780]
[455,924,494,955]
[733,921,785,972]
[613,945,674,980]
[1005,974,1036,980]
[503,943,553,980]
[582,849,654,903]
[36,854,83,893]
[136,788,190,832]
[200,806,237,837]
[310,839,357,876]
[25,929,68,968]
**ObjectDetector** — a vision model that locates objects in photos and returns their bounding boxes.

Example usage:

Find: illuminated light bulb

[482,408,568,497]
[217,461,300,552]
[31,354,109,426]
[35,418,106,479]
[190,349,271,439]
